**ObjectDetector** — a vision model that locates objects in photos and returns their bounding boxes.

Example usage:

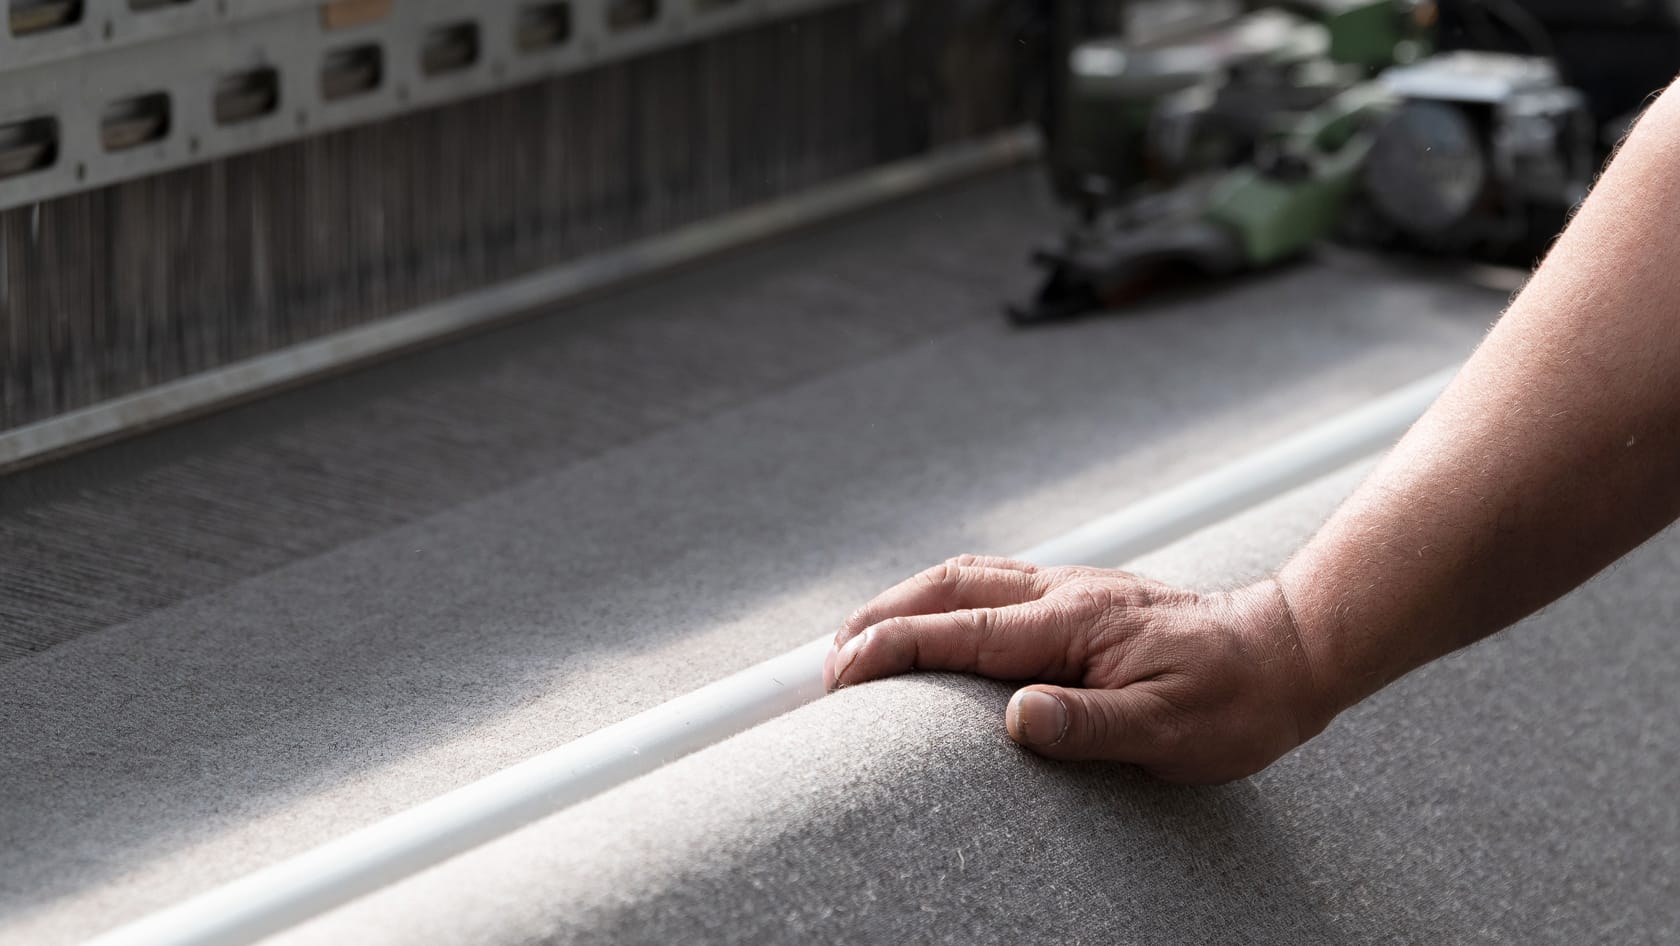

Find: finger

[943,554,1041,573]
[832,601,1078,689]
[1004,684,1176,764]
[836,564,1044,647]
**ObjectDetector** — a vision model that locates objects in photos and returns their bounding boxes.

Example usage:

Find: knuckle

[1062,581,1116,620]
[1041,565,1082,585]
[947,553,983,567]
[961,607,995,642]
[919,562,962,589]
[961,609,1007,674]
[1108,580,1157,611]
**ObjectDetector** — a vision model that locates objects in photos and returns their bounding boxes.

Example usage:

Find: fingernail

[1012,691,1067,747]
[834,630,869,687]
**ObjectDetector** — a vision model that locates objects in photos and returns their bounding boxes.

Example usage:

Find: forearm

[1279,79,1680,721]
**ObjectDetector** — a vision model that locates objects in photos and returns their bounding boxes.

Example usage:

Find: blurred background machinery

[1017,0,1676,320]
[7,0,1677,449]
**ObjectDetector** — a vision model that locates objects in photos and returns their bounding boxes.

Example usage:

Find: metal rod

[81,364,1459,946]
[0,127,1041,473]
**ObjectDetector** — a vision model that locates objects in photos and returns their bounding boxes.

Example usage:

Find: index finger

[830,599,1085,690]
[836,564,1045,648]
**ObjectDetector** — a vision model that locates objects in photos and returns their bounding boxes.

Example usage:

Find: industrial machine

[0,0,1045,469]
[1014,0,1602,322]
[1356,50,1593,255]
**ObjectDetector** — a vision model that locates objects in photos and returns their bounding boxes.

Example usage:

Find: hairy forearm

[1278,79,1680,720]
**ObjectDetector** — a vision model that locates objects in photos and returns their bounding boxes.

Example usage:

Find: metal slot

[320,0,389,29]
[320,44,383,101]
[421,22,479,76]
[514,2,570,52]
[213,67,280,125]
[128,0,192,10]
[9,0,81,35]
[605,0,657,31]
[0,116,57,178]
[101,92,171,151]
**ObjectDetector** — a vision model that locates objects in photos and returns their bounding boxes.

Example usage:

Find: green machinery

[1014,0,1593,322]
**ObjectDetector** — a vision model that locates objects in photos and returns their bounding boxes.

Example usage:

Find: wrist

[1272,556,1387,725]
[1224,579,1342,744]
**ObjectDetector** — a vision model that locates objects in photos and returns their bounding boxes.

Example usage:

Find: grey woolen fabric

[279,464,1680,946]
[0,173,1502,945]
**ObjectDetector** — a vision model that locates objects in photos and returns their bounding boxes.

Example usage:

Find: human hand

[823,555,1334,784]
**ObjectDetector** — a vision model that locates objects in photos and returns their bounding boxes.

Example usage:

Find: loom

[0,0,1042,468]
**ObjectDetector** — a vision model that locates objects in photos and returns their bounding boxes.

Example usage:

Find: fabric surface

[281,463,1680,945]
[0,171,1501,944]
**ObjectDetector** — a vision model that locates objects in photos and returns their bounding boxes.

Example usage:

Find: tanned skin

[823,79,1680,785]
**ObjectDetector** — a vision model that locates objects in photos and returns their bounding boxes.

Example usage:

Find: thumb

[1005,684,1167,763]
